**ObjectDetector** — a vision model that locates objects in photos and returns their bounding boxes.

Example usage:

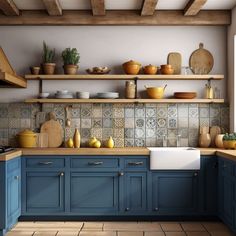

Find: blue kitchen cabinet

[70,172,119,214]
[25,171,65,214]
[152,171,199,214]
[0,157,21,236]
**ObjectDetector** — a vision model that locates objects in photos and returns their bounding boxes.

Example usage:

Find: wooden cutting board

[37,133,49,148]
[210,126,221,147]
[189,43,214,74]
[40,112,63,148]
[167,52,182,74]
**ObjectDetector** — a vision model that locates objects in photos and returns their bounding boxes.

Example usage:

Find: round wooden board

[189,43,214,74]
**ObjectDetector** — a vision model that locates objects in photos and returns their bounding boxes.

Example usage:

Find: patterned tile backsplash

[0,103,229,148]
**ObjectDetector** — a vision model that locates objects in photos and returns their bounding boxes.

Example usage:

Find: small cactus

[42,41,55,63]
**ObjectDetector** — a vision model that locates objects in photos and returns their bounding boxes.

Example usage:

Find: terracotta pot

[17,129,37,148]
[215,134,224,148]
[160,64,174,75]
[122,60,141,75]
[223,140,236,149]
[199,133,211,148]
[63,65,78,75]
[42,63,56,75]
[143,65,158,75]
[30,66,40,75]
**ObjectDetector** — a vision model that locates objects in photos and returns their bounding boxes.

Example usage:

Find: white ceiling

[13,0,236,10]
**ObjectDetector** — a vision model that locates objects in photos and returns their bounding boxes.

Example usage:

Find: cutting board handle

[49,112,56,120]
[199,43,204,49]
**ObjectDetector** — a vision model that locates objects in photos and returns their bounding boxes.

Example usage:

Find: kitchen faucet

[162,134,181,147]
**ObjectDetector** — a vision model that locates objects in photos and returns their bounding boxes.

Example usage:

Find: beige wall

[228,7,236,131]
[0,26,227,102]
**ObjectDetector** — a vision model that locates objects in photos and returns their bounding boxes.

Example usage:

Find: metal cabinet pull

[118,172,124,177]
[14,176,19,180]
[88,161,103,166]
[60,172,64,177]
[154,208,159,211]
[39,161,53,165]
[128,161,144,166]
[125,208,130,211]
[194,172,198,177]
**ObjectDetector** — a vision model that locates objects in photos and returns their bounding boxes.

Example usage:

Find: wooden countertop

[1,147,236,162]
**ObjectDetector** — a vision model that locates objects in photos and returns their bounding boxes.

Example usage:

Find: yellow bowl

[146,87,165,99]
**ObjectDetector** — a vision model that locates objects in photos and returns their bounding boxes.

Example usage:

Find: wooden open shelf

[25,98,225,104]
[0,72,27,88]
[25,74,224,81]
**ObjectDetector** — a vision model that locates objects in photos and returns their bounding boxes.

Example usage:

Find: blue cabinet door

[123,172,147,213]
[25,172,65,213]
[70,172,118,214]
[152,171,198,214]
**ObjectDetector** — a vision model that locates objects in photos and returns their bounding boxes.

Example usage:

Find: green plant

[223,133,236,141]
[42,41,55,63]
[62,48,80,65]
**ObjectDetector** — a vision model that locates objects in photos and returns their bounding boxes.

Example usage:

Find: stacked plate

[55,90,73,99]
[96,92,119,99]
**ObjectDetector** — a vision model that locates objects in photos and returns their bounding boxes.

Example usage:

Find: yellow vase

[106,136,114,148]
[73,128,81,148]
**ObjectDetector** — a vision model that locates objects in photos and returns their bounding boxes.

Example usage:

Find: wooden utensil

[40,112,63,148]
[167,52,182,74]
[210,126,221,147]
[173,92,197,99]
[189,43,214,74]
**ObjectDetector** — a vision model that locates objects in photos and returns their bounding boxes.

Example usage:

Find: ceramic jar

[199,133,211,148]
[125,81,136,99]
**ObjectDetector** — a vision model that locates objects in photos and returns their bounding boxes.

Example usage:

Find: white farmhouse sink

[148,147,200,170]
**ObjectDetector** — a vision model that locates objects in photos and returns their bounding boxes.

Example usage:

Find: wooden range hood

[0,47,26,88]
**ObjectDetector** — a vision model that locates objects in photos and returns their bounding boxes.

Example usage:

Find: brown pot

[143,65,158,75]
[42,63,56,75]
[122,60,141,75]
[63,65,78,75]
[30,66,40,75]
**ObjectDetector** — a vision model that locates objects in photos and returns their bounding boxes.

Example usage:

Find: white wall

[228,7,236,131]
[0,26,227,102]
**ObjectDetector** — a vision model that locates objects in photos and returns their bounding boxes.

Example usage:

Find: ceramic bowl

[77,92,90,99]
[39,92,50,98]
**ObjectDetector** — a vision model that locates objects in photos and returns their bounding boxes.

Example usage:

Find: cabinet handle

[88,161,103,166]
[39,161,53,165]
[194,172,198,177]
[60,172,64,177]
[154,208,159,211]
[125,208,130,211]
[14,176,19,180]
[128,161,143,166]
[118,172,124,176]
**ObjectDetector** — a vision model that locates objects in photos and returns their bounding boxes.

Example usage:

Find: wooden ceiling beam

[42,0,62,16]
[91,0,105,16]
[184,0,207,16]
[141,0,158,16]
[0,10,231,26]
[0,0,19,16]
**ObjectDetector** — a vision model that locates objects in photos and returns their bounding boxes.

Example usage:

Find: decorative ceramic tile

[92,104,102,118]
[189,107,199,118]
[156,128,167,139]
[178,104,188,118]
[157,118,167,128]
[135,118,145,128]
[188,129,199,143]
[65,127,74,141]
[54,106,65,119]
[102,128,113,140]
[146,118,157,129]
[221,107,229,124]
[102,104,113,118]
[168,104,177,118]
[113,118,125,128]
[91,128,103,140]
[178,117,188,128]
[200,118,210,128]
[168,118,177,128]
[210,105,220,118]
[0,138,8,146]
[81,119,92,128]
[135,128,145,138]
[103,118,112,128]
[135,139,145,147]
[146,107,156,117]
[180,138,189,147]
[9,118,20,128]
[135,105,145,118]
[146,138,157,147]
[81,128,91,139]
[71,107,80,118]
[114,138,124,147]
[20,119,31,129]
[71,118,80,128]
[210,118,221,127]
[113,128,124,139]
[125,128,134,138]
[42,103,54,113]
[125,118,134,128]
[35,112,46,129]
[167,129,178,147]
[178,128,189,139]
[0,118,8,128]
[157,107,168,118]
[146,128,156,138]
[58,118,65,128]
[125,139,134,147]
[156,139,163,147]
[20,105,31,118]
[0,104,8,118]
[125,107,134,118]
[0,129,8,138]
[81,104,92,118]
[189,138,198,147]
[92,118,102,128]
[200,107,209,118]
[8,104,20,118]
[113,104,124,118]
[189,118,199,129]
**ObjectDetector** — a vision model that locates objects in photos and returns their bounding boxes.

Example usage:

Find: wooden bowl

[174,92,197,99]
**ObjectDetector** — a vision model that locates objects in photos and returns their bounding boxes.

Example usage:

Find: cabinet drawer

[124,158,147,170]
[26,157,65,168]
[71,157,119,169]
[7,157,21,172]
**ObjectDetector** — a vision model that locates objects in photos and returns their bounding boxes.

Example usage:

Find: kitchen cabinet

[152,171,199,215]
[0,157,21,236]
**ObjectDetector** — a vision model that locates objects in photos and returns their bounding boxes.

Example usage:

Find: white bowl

[39,92,50,98]
[56,90,69,95]
[77,92,90,99]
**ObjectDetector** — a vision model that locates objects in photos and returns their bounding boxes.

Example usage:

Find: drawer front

[7,157,21,172]
[26,157,65,168]
[71,157,119,169]
[124,158,148,170]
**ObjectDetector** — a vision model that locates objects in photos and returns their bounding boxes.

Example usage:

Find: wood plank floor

[7,221,234,236]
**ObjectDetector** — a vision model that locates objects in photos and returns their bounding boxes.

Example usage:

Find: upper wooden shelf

[25,74,224,81]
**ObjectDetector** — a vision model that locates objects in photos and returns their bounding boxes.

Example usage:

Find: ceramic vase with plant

[62,48,80,75]
[42,41,56,75]
[223,133,236,149]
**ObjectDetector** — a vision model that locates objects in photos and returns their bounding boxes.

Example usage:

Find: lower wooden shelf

[24,98,225,104]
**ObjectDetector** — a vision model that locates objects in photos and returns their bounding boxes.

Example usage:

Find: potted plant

[42,41,56,75]
[223,133,236,149]
[62,48,80,75]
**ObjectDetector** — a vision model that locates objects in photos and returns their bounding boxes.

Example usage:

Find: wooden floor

[7,221,234,236]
